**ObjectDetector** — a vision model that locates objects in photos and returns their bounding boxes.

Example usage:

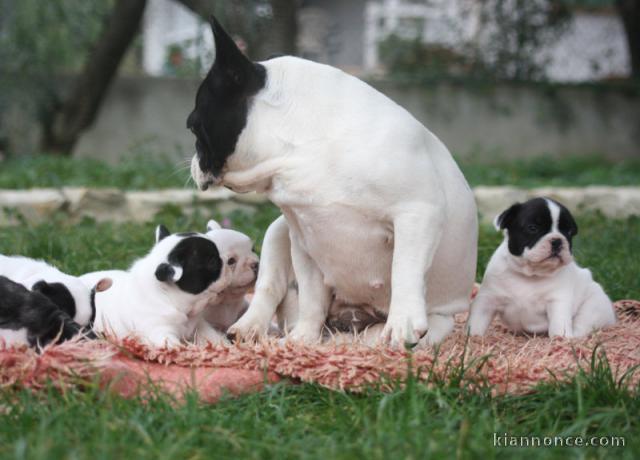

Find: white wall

[142,0,213,76]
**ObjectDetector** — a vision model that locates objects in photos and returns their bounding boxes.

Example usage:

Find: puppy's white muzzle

[523,233,573,268]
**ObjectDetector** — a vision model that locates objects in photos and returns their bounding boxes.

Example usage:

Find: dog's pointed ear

[494,203,521,231]
[210,15,247,67]
[206,219,222,232]
[155,225,171,244]
[155,263,183,283]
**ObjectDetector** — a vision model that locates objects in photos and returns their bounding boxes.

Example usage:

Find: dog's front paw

[286,322,323,344]
[145,333,181,349]
[227,313,270,342]
[381,313,428,348]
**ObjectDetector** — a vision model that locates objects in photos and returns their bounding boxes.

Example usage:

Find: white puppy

[201,219,259,334]
[0,254,108,328]
[467,198,616,338]
[81,225,231,347]
[187,18,478,346]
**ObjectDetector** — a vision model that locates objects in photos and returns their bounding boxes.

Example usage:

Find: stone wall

[2,187,639,226]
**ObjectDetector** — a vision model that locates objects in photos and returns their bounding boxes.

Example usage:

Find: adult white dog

[189,18,478,345]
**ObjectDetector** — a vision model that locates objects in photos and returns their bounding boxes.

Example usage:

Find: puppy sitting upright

[468,198,616,338]
[202,220,259,334]
[81,226,231,347]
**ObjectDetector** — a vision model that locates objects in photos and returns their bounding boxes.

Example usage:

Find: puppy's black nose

[251,261,259,276]
[551,238,563,253]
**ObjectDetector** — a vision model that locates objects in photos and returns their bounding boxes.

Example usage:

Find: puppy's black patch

[496,197,578,256]
[186,16,266,178]
[31,281,76,320]
[167,237,223,294]
[0,276,85,348]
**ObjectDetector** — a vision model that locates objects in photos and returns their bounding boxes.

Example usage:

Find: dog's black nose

[251,261,259,276]
[551,238,563,252]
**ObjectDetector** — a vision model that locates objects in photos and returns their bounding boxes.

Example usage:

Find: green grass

[458,154,640,188]
[0,351,637,459]
[0,203,638,459]
[0,155,191,190]
[1,154,639,189]
[0,206,637,300]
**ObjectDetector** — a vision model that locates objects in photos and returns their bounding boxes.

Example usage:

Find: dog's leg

[547,298,574,338]
[572,284,615,337]
[228,216,292,340]
[466,293,498,336]
[276,285,299,333]
[382,206,443,346]
[423,313,455,345]
[287,236,332,343]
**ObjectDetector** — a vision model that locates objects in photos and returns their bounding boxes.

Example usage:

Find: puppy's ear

[206,219,222,232]
[155,225,171,244]
[95,278,113,293]
[155,263,184,283]
[32,280,52,295]
[494,203,521,231]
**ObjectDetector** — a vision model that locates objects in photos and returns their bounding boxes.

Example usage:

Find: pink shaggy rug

[1,300,638,402]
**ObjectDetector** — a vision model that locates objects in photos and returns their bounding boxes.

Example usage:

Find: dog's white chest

[492,275,558,334]
[282,204,393,308]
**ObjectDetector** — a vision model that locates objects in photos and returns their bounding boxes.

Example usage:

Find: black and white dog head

[151,224,226,295]
[187,16,267,189]
[495,197,578,274]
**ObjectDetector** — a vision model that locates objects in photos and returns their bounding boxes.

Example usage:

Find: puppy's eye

[526,224,539,234]
[228,257,237,266]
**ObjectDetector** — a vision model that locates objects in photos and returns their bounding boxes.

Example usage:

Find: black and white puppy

[0,254,109,329]
[188,17,478,346]
[467,198,616,337]
[81,225,231,347]
[0,275,94,348]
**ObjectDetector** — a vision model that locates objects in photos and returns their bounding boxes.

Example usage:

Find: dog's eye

[526,224,539,234]
[228,257,237,266]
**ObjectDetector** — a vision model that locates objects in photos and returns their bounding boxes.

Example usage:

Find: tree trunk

[42,0,147,155]
[616,0,640,79]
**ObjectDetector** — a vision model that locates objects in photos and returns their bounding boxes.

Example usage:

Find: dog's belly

[500,298,550,334]
[284,205,393,309]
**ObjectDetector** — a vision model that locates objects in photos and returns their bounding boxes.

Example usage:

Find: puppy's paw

[381,313,428,348]
[422,314,455,345]
[227,315,270,342]
[145,334,181,349]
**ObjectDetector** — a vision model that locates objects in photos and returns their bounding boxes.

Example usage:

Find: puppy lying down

[468,198,616,338]
[81,221,258,347]
[0,254,108,328]
[0,276,90,347]
[0,255,111,347]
